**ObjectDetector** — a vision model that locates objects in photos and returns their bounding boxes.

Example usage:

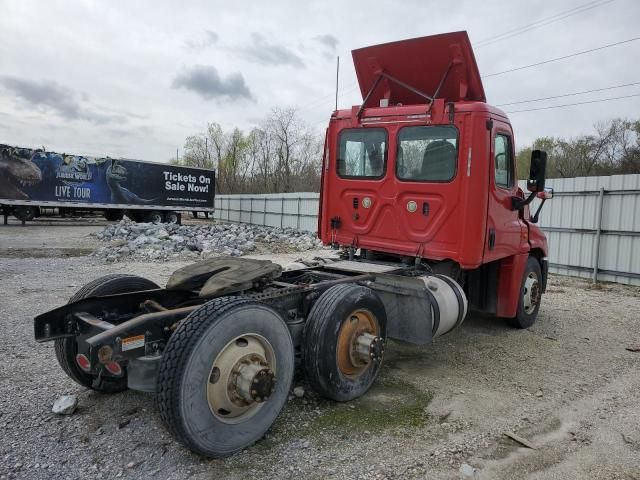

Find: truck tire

[13,205,37,221]
[303,284,387,402]
[165,211,181,224]
[508,256,543,329]
[146,211,164,224]
[54,274,160,393]
[104,209,124,221]
[156,297,294,458]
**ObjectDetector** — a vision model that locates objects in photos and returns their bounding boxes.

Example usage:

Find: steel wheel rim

[336,309,379,377]
[206,334,276,424]
[523,272,540,314]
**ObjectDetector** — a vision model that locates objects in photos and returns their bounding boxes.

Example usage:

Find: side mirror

[527,150,547,193]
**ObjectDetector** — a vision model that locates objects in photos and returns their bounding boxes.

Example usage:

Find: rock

[126,462,136,469]
[131,235,150,247]
[535,390,543,397]
[52,395,78,415]
[92,219,326,262]
[293,386,305,398]
[459,463,478,479]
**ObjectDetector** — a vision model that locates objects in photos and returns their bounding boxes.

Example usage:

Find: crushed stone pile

[92,219,324,262]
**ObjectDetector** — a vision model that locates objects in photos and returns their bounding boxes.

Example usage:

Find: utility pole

[335,56,340,111]
[205,136,209,168]
[176,148,179,164]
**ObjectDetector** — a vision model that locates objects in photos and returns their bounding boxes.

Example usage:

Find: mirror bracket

[511,191,536,211]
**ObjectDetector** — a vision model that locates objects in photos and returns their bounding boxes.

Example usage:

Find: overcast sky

[1,0,639,162]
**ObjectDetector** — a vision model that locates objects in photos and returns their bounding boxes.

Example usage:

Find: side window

[494,134,513,188]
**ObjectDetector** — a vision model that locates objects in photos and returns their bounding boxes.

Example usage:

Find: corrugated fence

[213,192,319,233]
[214,174,640,285]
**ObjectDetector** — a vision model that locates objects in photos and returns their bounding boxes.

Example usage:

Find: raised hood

[352,31,486,108]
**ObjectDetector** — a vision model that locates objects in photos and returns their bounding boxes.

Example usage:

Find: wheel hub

[523,272,540,314]
[337,310,382,377]
[233,358,275,404]
[206,335,276,423]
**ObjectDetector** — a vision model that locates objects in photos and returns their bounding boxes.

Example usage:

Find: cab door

[483,121,527,262]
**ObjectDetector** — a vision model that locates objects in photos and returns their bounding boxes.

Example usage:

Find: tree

[516,118,640,179]
[179,108,322,194]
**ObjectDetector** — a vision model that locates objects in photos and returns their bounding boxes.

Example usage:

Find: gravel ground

[1,221,639,479]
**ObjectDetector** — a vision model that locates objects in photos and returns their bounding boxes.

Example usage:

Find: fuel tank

[368,272,468,345]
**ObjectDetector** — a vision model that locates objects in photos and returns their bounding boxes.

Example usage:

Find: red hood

[351,31,485,107]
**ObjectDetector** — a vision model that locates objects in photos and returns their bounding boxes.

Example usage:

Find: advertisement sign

[0,145,215,208]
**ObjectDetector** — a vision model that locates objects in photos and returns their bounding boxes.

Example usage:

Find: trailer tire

[54,274,159,393]
[13,205,37,222]
[165,211,180,224]
[304,284,387,402]
[508,256,543,329]
[156,297,294,457]
[146,211,164,224]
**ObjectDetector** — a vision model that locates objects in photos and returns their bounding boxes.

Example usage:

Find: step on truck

[0,145,215,224]
[34,31,553,457]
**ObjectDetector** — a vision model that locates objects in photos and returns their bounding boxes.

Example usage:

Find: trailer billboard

[0,145,215,209]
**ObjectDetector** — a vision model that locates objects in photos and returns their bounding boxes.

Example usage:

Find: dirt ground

[1,219,639,480]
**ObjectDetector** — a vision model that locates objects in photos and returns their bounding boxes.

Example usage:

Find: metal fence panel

[519,174,640,286]
[214,175,640,285]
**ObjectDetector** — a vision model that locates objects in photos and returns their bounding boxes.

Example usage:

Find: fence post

[296,197,301,230]
[280,198,284,229]
[592,187,605,283]
[250,197,254,225]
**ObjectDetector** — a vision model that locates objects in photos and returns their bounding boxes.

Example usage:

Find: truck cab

[318,31,551,324]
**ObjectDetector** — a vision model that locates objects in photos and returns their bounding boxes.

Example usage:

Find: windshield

[396,125,458,181]
[337,128,387,179]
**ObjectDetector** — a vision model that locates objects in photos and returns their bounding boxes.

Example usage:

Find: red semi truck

[34,31,552,457]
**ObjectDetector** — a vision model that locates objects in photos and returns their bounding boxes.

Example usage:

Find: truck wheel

[165,211,180,224]
[104,209,124,221]
[146,211,164,224]
[156,297,294,457]
[54,274,159,393]
[508,257,543,329]
[303,284,387,402]
[13,205,37,221]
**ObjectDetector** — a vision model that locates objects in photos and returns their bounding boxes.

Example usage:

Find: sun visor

[351,31,486,107]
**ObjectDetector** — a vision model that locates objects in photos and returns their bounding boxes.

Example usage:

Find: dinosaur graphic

[106,159,156,204]
[0,146,43,200]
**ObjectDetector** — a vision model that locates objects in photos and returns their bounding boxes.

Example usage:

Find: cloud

[313,34,338,51]
[172,65,254,101]
[185,30,219,51]
[0,76,126,124]
[241,33,305,68]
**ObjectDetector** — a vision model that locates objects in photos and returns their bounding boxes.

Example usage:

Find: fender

[496,252,529,318]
